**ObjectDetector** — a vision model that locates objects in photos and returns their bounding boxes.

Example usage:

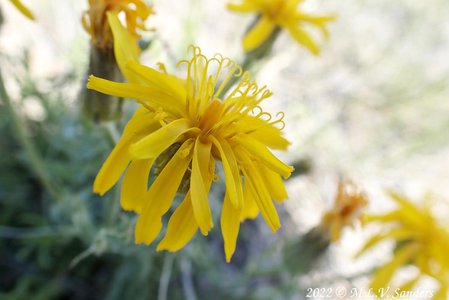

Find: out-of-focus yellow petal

[210,136,243,209]
[397,275,420,293]
[93,114,159,195]
[221,193,241,262]
[243,16,276,52]
[190,138,213,235]
[387,191,429,227]
[241,179,259,221]
[355,229,414,258]
[10,0,34,20]
[235,135,293,178]
[328,219,344,241]
[121,159,153,213]
[370,243,420,293]
[258,164,288,201]
[415,252,431,275]
[364,212,402,224]
[238,148,281,232]
[295,14,336,24]
[157,192,198,252]
[107,12,141,82]
[227,2,260,12]
[285,23,320,55]
[135,139,194,245]
[129,119,191,160]
[294,14,336,38]
[433,287,448,300]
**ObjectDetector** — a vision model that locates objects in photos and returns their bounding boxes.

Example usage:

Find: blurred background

[1,0,448,299]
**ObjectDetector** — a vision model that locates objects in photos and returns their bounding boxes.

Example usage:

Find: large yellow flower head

[357,192,449,299]
[8,0,34,20]
[82,0,152,49]
[228,0,335,54]
[87,13,293,262]
[321,179,368,242]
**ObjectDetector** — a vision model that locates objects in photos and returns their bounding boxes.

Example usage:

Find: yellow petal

[258,164,288,201]
[397,275,420,293]
[250,133,289,151]
[190,138,213,235]
[122,106,154,135]
[135,139,194,245]
[157,192,198,252]
[387,191,428,227]
[365,212,402,224]
[295,14,336,27]
[107,12,141,82]
[235,135,293,178]
[87,76,184,116]
[243,115,290,150]
[94,139,131,195]
[237,148,281,231]
[285,23,320,55]
[129,119,191,160]
[121,159,153,213]
[10,0,34,20]
[355,229,413,258]
[210,136,243,209]
[433,286,448,300]
[93,113,159,195]
[227,2,259,12]
[370,243,420,293]
[241,180,259,221]
[415,252,431,275]
[126,61,187,103]
[221,193,241,262]
[243,16,276,52]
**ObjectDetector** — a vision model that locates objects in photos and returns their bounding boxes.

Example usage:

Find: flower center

[197,99,225,138]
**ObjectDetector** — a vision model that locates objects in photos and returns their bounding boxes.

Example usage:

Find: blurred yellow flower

[9,0,34,20]
[322,179,368,242]
[357,192,449,299]
[228,0,335,54]
[82,0,152,49]
[87,12,293,262]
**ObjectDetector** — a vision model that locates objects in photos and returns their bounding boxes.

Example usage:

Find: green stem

[180,257,197,300]
[158,253,175,300]
[0,68,60,200]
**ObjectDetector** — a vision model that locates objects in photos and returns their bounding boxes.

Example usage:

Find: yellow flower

[321,179,368,242]
[87,12,293,262]
[8,0,34,20]
[228,0,335,54]
[82,0,153,49]
[356,192,449,299]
